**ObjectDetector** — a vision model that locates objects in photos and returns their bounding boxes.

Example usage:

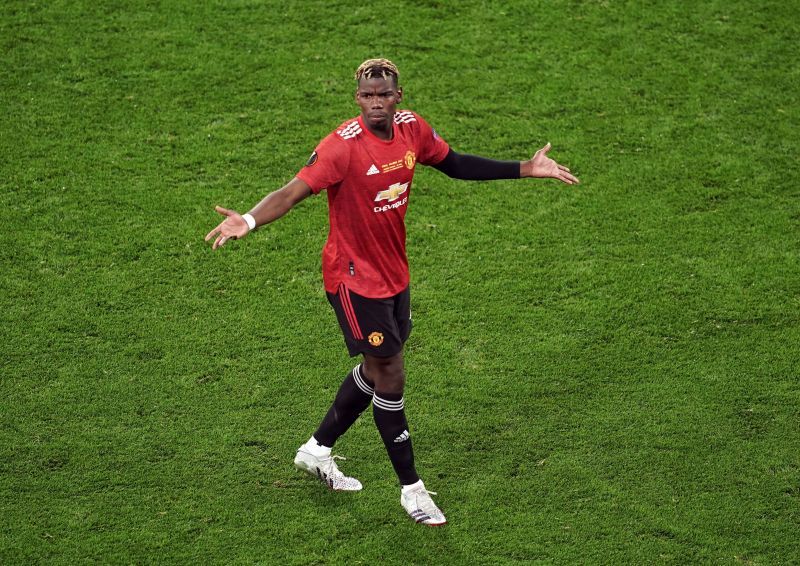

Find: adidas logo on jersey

[367,164,380,176]
[394,430,410,443]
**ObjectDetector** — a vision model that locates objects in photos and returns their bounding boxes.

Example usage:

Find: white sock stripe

[374,400,404,411]
[373,394,404,406]
[373,395,403,406]
[373,394,404,411]
[352,364,374,395]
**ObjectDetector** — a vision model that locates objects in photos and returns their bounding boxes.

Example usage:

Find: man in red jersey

[205,59,579,526]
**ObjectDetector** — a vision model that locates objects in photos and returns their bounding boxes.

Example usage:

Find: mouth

[368,112,387,121]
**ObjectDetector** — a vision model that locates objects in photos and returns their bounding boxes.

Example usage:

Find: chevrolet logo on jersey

[374,182,409,203]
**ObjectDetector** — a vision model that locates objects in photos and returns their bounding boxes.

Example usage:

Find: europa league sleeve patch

[305,151,318,167]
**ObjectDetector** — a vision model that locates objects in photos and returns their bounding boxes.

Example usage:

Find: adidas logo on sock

[367,164,380,176]
[393,430,410,443]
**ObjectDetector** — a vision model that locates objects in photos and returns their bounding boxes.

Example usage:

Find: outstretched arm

[432,143,579,185]
[432,150,520,180]
[204,177,312,250]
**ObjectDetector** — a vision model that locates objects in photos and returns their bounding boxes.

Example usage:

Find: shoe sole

[413,519,447,527]
[405,506,447,526]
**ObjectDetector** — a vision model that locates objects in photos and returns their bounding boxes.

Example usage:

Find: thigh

[362,351,405,393]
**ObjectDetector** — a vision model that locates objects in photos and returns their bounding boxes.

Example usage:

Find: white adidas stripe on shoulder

[337,120,360,134]
[336,121,363,140]
[394,111,416,124]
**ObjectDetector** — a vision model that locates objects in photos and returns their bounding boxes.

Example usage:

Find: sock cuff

[373,393,404,412]
[304,436,332,457]
[352,364,374,396]
[401,479,424,493]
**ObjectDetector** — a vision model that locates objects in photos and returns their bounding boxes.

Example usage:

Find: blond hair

[354,58,399,83]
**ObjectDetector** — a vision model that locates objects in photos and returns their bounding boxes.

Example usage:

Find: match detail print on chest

[360,145,417,185]
[379,149,416,175]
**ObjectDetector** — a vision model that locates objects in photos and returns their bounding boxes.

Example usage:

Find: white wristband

[242,213,257,232]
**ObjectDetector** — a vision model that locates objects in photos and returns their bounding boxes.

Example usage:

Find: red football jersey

[296,111,450,298]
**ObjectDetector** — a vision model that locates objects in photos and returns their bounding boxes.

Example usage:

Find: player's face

[355,77,402,135]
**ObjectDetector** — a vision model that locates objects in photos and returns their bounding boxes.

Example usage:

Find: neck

[363,117,393,140]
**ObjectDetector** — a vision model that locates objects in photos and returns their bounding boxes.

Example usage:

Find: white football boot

[401,481,447,526]
[294,447,363,491]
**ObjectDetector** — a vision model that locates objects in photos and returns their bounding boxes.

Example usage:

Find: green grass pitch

[2,0,799,563]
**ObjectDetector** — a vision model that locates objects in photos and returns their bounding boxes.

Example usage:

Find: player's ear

[396,86,403,103]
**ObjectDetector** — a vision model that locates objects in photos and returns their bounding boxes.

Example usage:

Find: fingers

[559,170,580,185]
[212,234,234,250]
[555,162,579,183]
[536,142,552,156]
[206,219,239,249]
[205,222,223,242]
[534,144,579,184]
[207,206,239,249]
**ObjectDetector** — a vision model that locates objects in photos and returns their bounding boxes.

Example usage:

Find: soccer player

[205,59,579,526]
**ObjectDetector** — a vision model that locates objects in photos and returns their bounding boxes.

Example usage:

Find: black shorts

[327,284,412,358]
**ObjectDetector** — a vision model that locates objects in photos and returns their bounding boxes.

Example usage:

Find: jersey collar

[358,115,396,144]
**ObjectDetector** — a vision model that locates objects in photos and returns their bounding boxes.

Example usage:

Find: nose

[371,97,384,109]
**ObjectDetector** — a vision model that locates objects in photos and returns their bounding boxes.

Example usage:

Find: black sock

[373,390,419,485]
[313,364,374,448]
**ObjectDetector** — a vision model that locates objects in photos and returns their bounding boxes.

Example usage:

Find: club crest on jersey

[404,150,416,170]
[374,182,408,203]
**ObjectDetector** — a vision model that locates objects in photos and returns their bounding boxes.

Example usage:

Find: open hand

[205,206,249,250]
[524,143,580,185]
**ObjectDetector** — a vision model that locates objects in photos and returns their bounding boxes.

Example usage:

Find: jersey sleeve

[296,132,350,194]
[414,113,450,166]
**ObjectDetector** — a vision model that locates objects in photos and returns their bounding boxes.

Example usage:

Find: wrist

[243,213,257,232]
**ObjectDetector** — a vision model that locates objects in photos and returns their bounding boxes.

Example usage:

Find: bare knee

[363,352,405,394]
